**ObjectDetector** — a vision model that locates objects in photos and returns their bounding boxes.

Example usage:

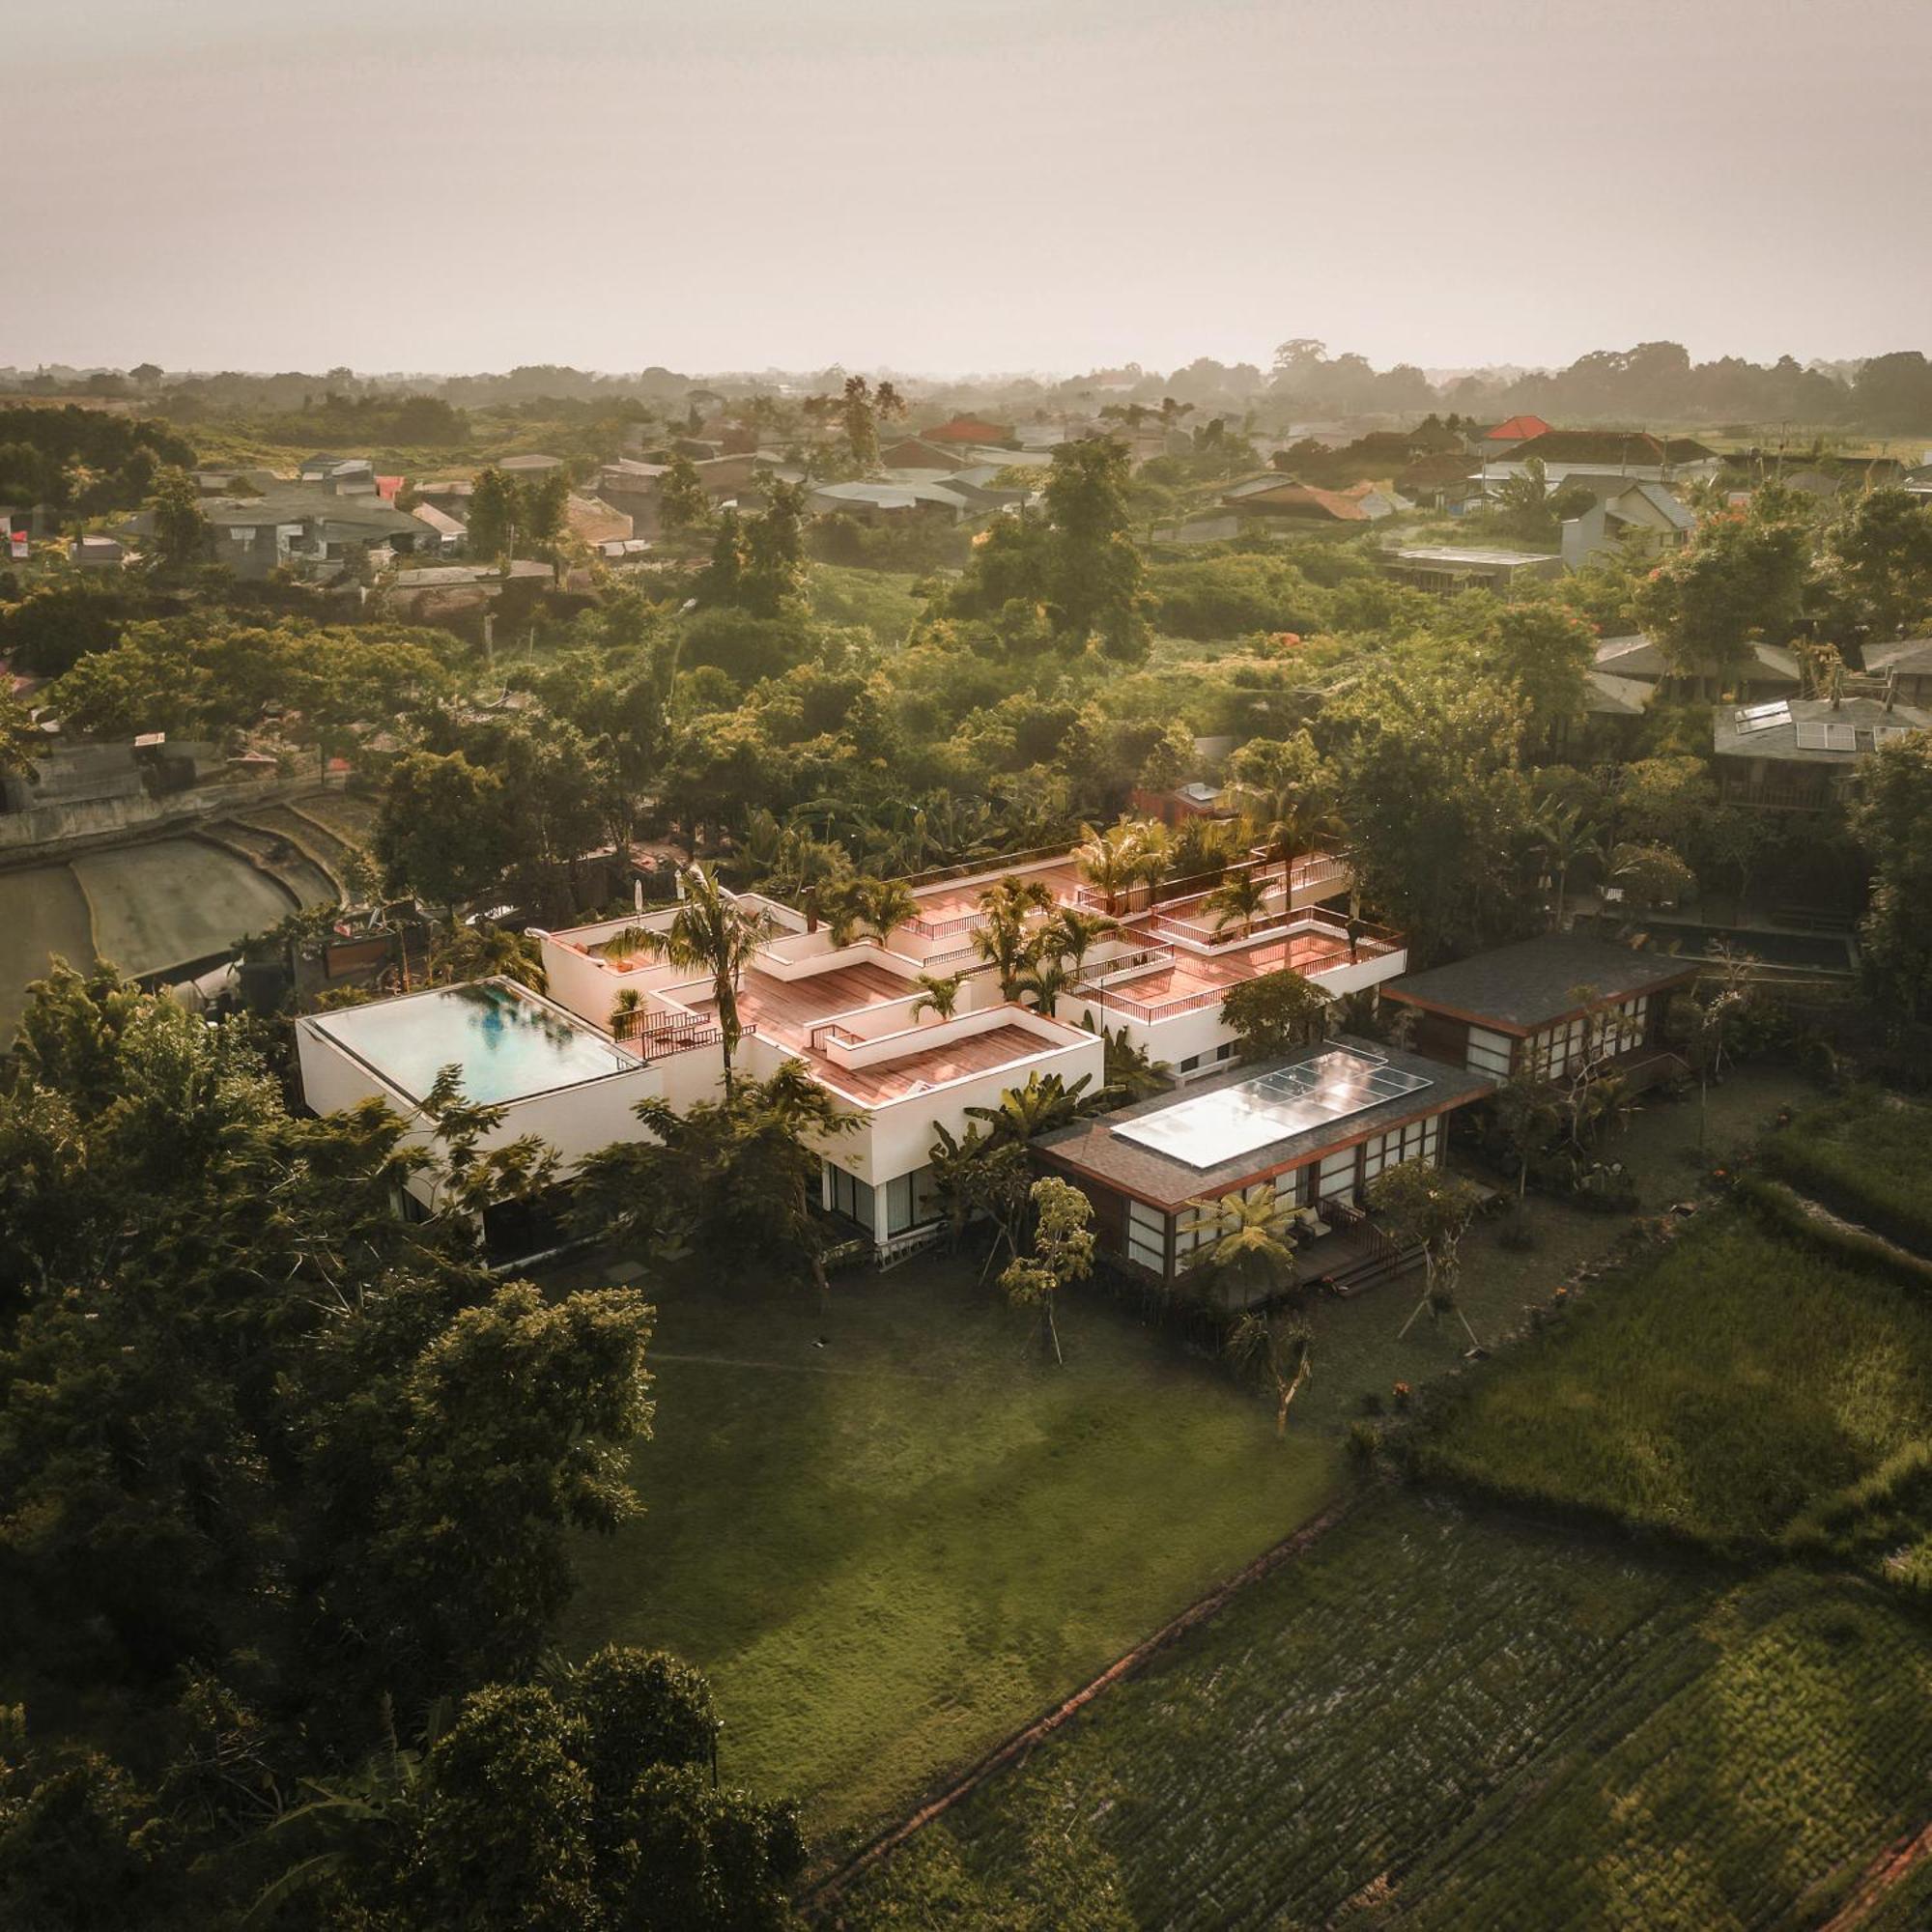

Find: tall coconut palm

[1126,817,1173,905]
[605,864,775,1094]
[1204,869,1271,940]
[1018,952,1075,1015]
[429,922,547,993]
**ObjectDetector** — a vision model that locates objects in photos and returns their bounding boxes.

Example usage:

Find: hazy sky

[6,0,1927,378]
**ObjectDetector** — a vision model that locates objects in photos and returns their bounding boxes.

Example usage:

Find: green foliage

[138,466,211,580]
[1426,1209,1932,1559]
[1760,1091,1932,1257]
[0,403,193,518]
[1848,729,1932,1023]
[1633,507,1811,684]
[0,968,664,1923]
[1217,967,1329,1060]
[374,748,510,909]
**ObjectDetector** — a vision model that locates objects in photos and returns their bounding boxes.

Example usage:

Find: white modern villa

[297,840,1409,1261]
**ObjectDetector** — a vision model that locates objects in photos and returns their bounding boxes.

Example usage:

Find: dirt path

[1820,1818,1932,1929]
[805,1489,1364,1911]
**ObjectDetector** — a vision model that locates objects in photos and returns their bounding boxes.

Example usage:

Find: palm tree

[429,922,547,993]
[1017,952,1074,1015]
[973,875,1052,999]
[857,877,919,943]
[1042,906,1121,980]
[965,1069,1096,1147]
[1529,798,1599,931]
[1204,869,1271,940]
[1073,819,1141,914]
[605,864,775,1094]
[1126,817,1172,906]
[1180,1190,1300,1304]
[909,970,968,1022]
[1229,736,1342,898]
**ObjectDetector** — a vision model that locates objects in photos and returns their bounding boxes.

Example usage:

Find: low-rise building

[1380,545,1564,594]
[529,839,1406,1261]
[1382,933,1697,1090]
[1035,1037,1492,1300]
[1558,478,1695,567]
[1594,633,1801,702]
[1863,637,1932,707]
[1711,696,1932,810]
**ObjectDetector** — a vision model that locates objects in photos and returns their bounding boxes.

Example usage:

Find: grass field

[838,1493,1932,1930]
[807,564,926,646]
[555,1253,1342,1844]
[1763,1091,1932,1257]
[1424,1208,1932,1553]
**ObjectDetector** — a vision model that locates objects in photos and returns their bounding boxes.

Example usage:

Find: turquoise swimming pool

[312,980,632,1106]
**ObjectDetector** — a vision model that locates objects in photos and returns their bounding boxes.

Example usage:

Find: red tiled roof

[1220,481,1370,523]
[1486,413,1550,442]
[922,414,1014,444]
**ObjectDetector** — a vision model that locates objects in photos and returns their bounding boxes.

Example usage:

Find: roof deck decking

[1078,925,1399,1023]
[824,1022,1058,1106]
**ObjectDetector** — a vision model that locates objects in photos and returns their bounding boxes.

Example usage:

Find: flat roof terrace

[1078,923,1399,1023]
[906,858,1087,927]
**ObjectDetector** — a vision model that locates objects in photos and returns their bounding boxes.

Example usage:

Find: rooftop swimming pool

[311,980,634,1106]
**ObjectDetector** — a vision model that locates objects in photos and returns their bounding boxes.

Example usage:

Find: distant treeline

[7,339,1932,438]
[0,404,194,516]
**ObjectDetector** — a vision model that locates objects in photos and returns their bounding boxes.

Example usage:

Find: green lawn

[555,1254,1341,1845]
[806,563,926,646]
[840,1492,1932,1930]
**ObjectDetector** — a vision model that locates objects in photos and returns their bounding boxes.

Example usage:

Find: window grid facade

[1127,1196,1165,1274]
[1360,1114,1441,1182]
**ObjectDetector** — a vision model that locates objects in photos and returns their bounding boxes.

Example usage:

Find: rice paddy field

[1423,1208,1932,1557]
[1763,1091,1932,1257]
[834,1495,1932,1930]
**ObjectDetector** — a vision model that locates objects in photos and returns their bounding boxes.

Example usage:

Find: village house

[594,453,757,536]
[1711,696,1932,810]
[1379,545,1564,595]
[1558,477,1695,567]
[1480,429,1721,488]
[1381,933,1697,1092]
[1862,637,1932,706]
[297,455,379,496]
[1594,633,1803,703]
[126,484,437,582]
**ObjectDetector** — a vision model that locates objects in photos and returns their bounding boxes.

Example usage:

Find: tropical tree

[909,970,968,1022]
[1099,1024,1171,1099]
[1225,1309,1314,1435]
[658,452,712,538]
[1528,795,1600,930]
[1219,968,1330,1061]
[1179,1189,1300,1304]
[601,866,776,1093]
[973,875,1052,998]
[1366,1163,1485,1346]
[1039,906,1120,979]
[965,1068,1096,1147]
[1666,944,1758,1149]
[856,876,918,942]
[1227,732,1340,888]
[1072,819,1145,914]
[429,922,547,992]
[1204,867,1271,939]
[999,1176,1095,1366]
